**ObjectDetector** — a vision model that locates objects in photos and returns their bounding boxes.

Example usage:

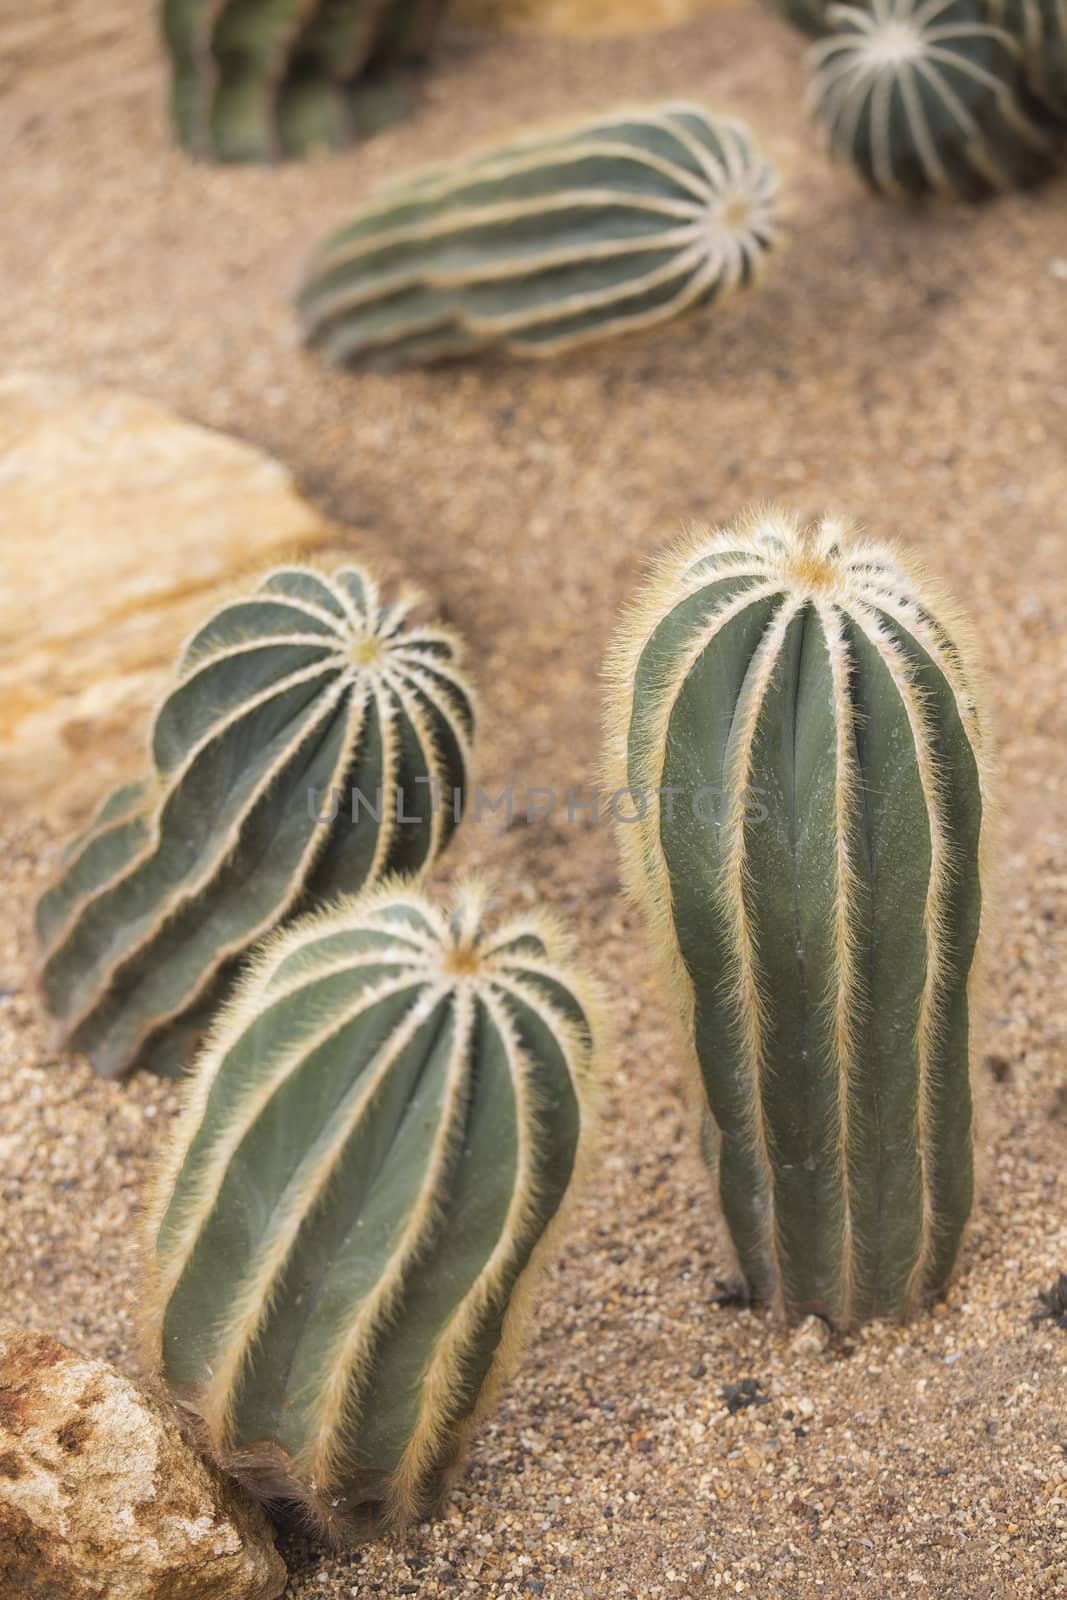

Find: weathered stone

[0,1324,287,1600]
[0,373,337,824]
[455,0,737,35]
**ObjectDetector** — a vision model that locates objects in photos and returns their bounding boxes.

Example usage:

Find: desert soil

[1,4,1066,1598]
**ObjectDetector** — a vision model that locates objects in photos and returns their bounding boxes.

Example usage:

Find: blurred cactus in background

[992,0,1067,116]
[761,0,835,34]
[608,510,988,1328]
[144,881,599,1540]
[36,564,475,1080]
[808,0,1060,197]
[161,0,448,162]
[298,102,780,367]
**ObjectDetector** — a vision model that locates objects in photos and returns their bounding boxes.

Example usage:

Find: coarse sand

[1,5,1065,1597]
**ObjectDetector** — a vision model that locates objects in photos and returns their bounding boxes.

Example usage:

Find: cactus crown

[144,879,599,1541]
[36,563,475,1080]
[810,0,1057,197]
[608,510,988,1327]
[298,101,780,368]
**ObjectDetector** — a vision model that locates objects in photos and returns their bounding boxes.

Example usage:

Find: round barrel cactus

[809,0,1058,197]
[36,564,475,1081]
[298,102,780,368]
[144,881,600,1540]
[608,510,988,1328]
[161,0,448,163]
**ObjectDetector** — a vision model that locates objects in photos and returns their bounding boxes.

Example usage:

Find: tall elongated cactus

[36,564,475,1081]
[608,511,988,1327]
[161,0,447,163]
[809,0,1058,197]
[143,881,599,1540]
[298,103,780,368]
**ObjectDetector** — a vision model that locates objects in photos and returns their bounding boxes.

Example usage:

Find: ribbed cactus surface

[993,0,1067,115]
[36,564,474,1081]
[810,0,1058,197]
[161,0,447,162]
[144,882,598,1539]
[298,103,780,367]
[609,511,987,1327]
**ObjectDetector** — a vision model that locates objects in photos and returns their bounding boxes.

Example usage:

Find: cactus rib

[809,0,1059,197]
[144,880,600,1540]
[36,564,475,1081]
[297,102,780,368]
[608,511,988,1327]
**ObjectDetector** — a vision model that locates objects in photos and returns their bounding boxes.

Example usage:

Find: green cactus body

[993,0,1067,115]
[160,0,447,162]
[297,103,780,368]
[609,512,987,1327]
[809,0,1059,197]
[36,564,474,1081]
[144,882,598,1539]
[762,0,834,35]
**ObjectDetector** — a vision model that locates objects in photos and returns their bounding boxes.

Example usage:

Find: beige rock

[0,1324,287,1600]
[455,0,739,36]
[0,373,336,824]
[789,1315,832,1357]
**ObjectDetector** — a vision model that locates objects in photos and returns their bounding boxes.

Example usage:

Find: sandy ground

[2,5,1067,1597]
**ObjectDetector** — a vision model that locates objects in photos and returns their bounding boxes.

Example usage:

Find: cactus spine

[36,564,475,1081]
[161,0,447,163]
[608,511,988,1327]
[297,103,780,368]
[809,0,1058,197]
[144,881,599,1540]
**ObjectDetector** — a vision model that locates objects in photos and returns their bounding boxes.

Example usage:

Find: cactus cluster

[298,102,780,368]
[36,564,474,1081]
[144,881,598,1539]
[807,0,1061,196]
[161,0,447,162]
[608,510,987,1327]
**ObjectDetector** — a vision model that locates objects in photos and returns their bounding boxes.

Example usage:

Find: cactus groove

[298,102,780,367]
[608,511,988,1328]
[809,0,1059,197]
[144,881,599,1540]
[161,0,447,162]
[36,564,475,1081]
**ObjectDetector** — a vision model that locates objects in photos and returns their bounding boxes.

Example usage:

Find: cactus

[809,0,1059,198]
[761,0,835,34]
[36,564,475,1081]
[143,880,599,1540]
[992,0,1067,115]
[297,102,780,368]
[161,0,447,163]
[608,510,988,1327]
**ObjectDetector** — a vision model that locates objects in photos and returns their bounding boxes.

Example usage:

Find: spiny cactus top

[36,564,475,1081]
[298,102,780,368]
[162,0,447,163]
[608,511,988,1327]
[144,881,599,1541]
[810,0,1058,198]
